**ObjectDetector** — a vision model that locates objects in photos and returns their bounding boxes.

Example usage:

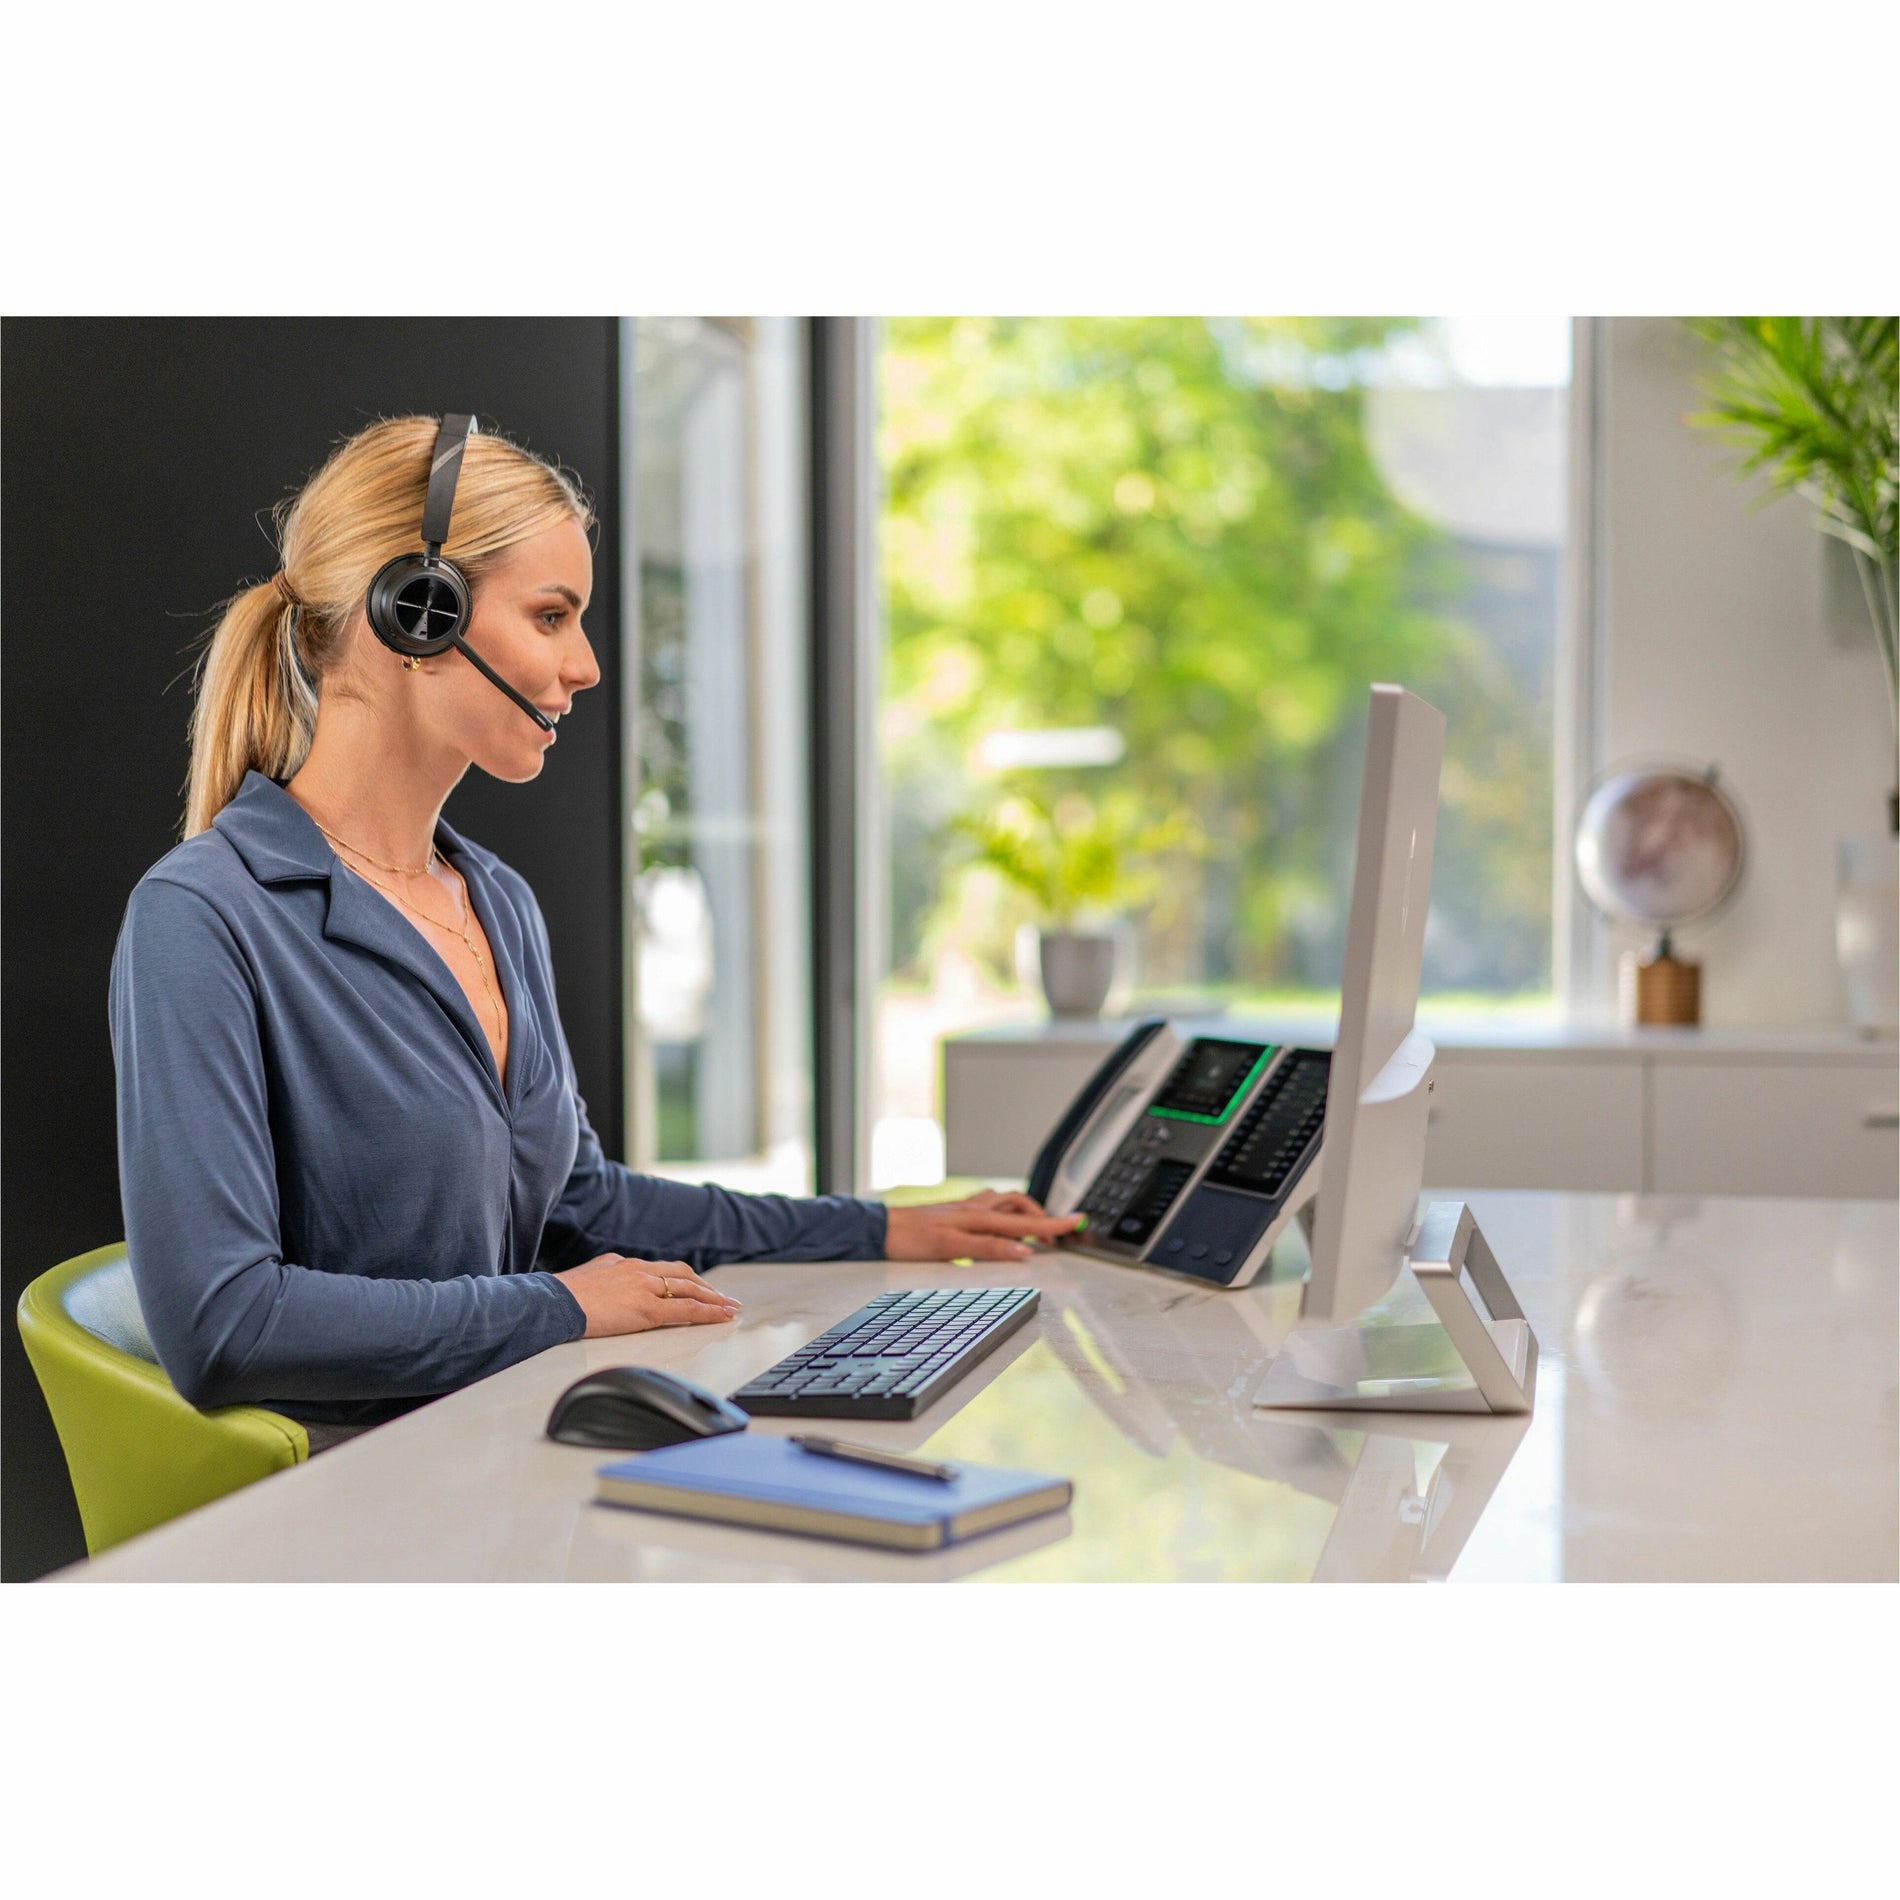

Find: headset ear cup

[367,556,472,658]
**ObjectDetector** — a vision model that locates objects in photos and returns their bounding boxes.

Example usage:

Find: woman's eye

[539,610,564,629]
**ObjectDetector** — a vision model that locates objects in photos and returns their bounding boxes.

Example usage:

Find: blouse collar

[213,769,477,885]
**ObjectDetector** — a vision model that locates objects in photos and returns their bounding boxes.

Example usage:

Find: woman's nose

[566,630,602,693]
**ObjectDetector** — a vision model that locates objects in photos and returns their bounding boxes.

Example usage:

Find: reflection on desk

[61,1193,1898,1583]
[1023,1271,1529,1582]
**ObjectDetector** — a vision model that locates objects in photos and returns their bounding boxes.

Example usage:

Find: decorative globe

[1574,765,1746,931]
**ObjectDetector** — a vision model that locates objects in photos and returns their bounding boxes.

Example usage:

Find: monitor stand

[1254,1201,1538,1415]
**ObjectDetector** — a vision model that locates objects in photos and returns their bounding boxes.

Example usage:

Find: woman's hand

[883,1189,1084,1264]
[555,1254,742,1338]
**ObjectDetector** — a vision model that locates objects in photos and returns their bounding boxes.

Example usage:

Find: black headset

[364,413,555,733]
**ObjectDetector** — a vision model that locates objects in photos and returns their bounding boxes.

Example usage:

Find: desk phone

[1028,1019,1331,1289]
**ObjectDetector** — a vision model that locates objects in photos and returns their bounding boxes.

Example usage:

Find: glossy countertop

[62,1192,1898,1583]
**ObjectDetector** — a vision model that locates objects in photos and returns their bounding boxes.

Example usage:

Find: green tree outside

[879,316,1558,1004]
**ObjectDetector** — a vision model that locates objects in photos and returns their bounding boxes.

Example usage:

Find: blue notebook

[595,1434,1072,1550]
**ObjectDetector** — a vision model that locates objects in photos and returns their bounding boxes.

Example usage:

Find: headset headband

[364,409,555,734]
[420,414,477,555]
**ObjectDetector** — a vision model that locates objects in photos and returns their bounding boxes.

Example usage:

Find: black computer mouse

[545,1366,751,1451]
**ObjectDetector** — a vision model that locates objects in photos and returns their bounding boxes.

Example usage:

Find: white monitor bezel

[1300,684,1446,1325]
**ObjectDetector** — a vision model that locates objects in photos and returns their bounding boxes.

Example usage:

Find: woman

[110,414,1076,1445]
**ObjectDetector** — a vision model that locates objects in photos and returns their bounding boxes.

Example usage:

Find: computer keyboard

[730,1286,1040,1420]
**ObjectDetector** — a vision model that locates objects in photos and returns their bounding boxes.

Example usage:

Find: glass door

[624,317,814,1192]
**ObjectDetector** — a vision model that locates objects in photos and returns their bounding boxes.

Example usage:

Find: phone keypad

[1079,1155,1151,1228]
[1107,1159,1196,1246]
[1080,1121,1174,1227]
[1080,1130,1198,1245]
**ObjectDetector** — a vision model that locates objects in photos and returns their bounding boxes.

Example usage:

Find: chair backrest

[17,1244,307,1559]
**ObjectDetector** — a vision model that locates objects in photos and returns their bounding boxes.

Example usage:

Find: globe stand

[1621,928,1701,1026]
[1255,1202,1538,1415]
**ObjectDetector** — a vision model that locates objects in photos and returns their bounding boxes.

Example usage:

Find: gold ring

[657,1276,673,1299]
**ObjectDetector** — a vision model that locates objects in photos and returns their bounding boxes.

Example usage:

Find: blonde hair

[183,416,593,838]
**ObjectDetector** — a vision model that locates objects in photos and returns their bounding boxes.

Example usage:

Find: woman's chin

[478,740,551,785]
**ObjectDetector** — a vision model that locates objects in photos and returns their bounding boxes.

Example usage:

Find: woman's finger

[647,1258,719,1289]
[952,1209,1082,1241]
[642,1271,738,1309]
[974,1191,1045,1216]
[645,1263,740,1306]
[638,1283,737,1326]
[653,1297,739,1326]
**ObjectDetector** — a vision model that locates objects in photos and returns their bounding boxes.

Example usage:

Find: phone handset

[1025,1018,1167,1208]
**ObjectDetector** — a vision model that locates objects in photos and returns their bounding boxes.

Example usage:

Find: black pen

[789,1434,958,1482]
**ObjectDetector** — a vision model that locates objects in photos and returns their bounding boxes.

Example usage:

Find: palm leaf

[1686,316,1899,735]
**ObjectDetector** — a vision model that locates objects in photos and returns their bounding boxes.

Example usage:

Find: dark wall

[2,319,624,1579]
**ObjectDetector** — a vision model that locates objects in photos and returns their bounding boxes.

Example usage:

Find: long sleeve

[523,898,888,1273]
[109,877,585,1410]
[541,1099,889,1272]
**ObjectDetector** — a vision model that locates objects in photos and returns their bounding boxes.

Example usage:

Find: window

[873,317,1572,1187]
[625,317,814,1192]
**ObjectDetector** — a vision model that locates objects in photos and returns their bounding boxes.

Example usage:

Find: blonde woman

[111,414,1077,1446]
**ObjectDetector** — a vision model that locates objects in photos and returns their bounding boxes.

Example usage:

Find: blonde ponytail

[183,580,320,838]
[181,416,591,839]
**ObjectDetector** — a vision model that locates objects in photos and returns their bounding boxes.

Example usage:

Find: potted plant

[1686,317,1899,1028]
[952,789,1202,1018]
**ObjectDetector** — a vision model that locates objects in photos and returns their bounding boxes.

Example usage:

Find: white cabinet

[941,1021,1898,1199]
[942,1035,1115,1180]
[1425,1058,1644,1192]
[1652,1062,1900,1198]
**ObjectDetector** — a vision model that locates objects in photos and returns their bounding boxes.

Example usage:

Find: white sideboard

[942,1017,1899,1198]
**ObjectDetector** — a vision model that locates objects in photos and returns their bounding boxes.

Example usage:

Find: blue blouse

[108,770,886,1429]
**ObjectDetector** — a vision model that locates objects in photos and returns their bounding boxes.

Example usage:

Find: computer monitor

[1261,682,1536,1415]
[1299,683,1444,1326]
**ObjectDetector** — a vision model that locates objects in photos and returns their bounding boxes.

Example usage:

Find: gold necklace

[310,819,437,879]
[340,855,507,1046]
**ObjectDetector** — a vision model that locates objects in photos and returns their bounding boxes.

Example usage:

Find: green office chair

[17,1243,308,1558]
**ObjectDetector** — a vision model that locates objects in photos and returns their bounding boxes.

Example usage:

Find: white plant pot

[1836,833,1899,1032]
[1024,926,1121,1020]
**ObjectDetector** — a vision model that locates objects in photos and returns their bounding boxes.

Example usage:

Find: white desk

[62,1192,1897,1583]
